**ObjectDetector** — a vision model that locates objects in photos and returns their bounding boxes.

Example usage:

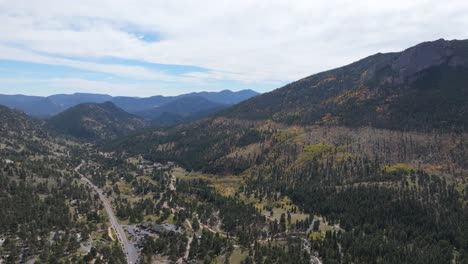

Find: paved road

[75,162,139,264]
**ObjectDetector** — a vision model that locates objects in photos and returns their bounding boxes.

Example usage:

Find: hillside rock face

[223,39,468,131]
[391,39,467,83]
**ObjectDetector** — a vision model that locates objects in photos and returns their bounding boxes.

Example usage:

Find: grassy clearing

[163,214,175,224]
[309,216,343,241]
[173,167,244,197]
[116,182,132,195]
[226,142,263,160]
[240,194,309,224]
[384,163,415,174]
[118,219,130,225]
[126,157,140,164]
[296,142,350,166]
[228,247,248,263]
[303,143,335,159]
[309,231,325,241]
[137,175,158,184]
[267,208,308,223]
[269,126,304,145]
[144,214,160,222]
[126,193,155,203]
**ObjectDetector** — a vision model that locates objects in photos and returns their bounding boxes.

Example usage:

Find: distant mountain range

[0,89,259,118]
[0,89,258,141]
[136,96,228,126]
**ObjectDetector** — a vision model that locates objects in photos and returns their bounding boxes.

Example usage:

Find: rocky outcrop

[391,39,468,83]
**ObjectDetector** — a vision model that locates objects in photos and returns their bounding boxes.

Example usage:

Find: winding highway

[75,162,139,264]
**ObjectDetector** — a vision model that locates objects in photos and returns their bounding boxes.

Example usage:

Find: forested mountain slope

[0,105,58,158]
[47,101,147,141]
[223,39,468,131]
[109,39,468,172]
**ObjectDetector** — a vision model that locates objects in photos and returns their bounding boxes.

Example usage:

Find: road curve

[75,162,139,264]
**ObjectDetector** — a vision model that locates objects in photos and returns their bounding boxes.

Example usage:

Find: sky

[0,0,467,97]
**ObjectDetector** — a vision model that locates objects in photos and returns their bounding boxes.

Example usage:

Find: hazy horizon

[0,88,259,98]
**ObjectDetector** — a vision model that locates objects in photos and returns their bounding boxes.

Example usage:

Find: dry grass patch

[173,167,243,197]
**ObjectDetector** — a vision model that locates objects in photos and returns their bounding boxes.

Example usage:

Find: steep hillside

[48,102,147,141]
[0,105,56,157]
[0,104,37,131]
[0,104,81,163]
[223,39,468,131]
[109,39,468,171]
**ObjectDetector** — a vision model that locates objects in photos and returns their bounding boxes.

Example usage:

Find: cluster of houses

[2,159,13,164]
[139,222,182,235]
[136,160,175,170]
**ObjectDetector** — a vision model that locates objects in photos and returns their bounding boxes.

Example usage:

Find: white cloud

[0,0,467,91]
[0,45,197,82]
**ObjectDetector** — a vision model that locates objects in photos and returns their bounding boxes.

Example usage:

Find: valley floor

[75,162,139,264]
[1,123,467,264]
